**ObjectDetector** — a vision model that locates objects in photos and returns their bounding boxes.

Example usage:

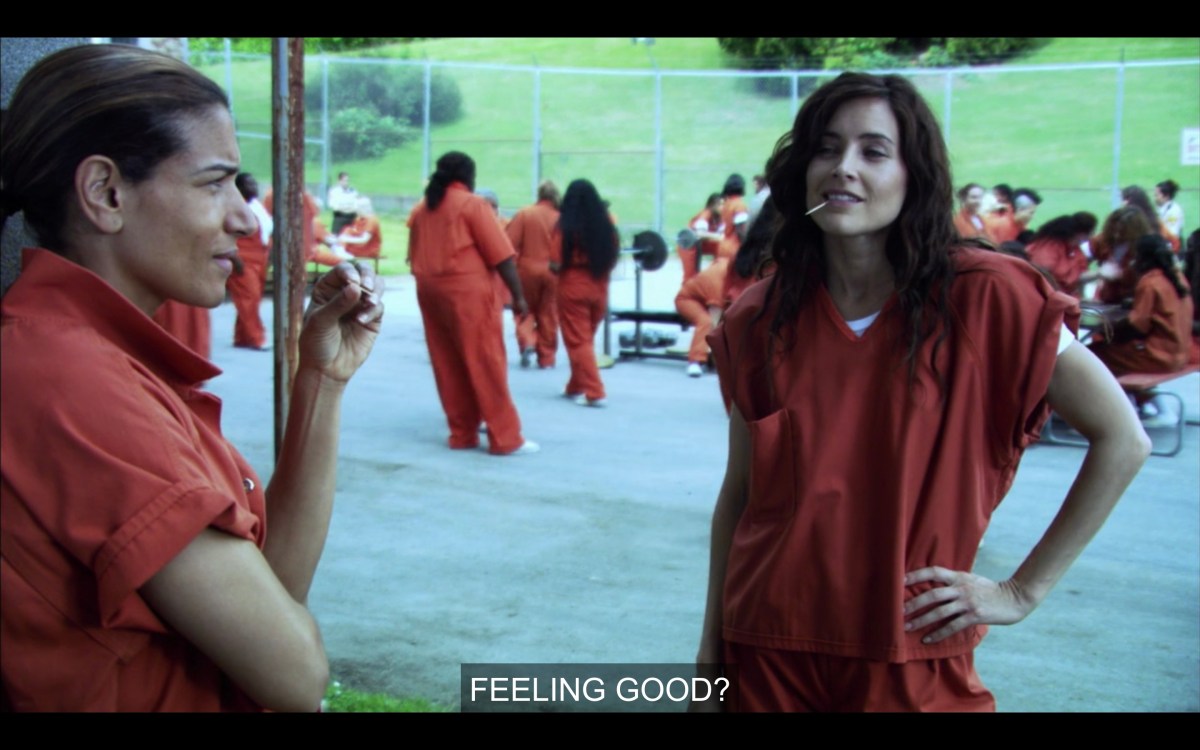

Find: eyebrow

[820,131,896,144]
[192,163,240,179]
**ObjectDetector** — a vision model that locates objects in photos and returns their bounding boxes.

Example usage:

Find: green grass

[323,680,450,712]
[1022,38,1200,64]
[197,38,1199,259]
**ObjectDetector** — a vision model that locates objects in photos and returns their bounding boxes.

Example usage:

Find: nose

[228,194,258,238]
[832,150,859,180]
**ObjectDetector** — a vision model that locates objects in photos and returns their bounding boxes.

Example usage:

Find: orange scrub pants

[724,642,995,712]
[227,252,267,348]
[558,269,609,400]
[516,264,559,367]
[416,272,525,454]
[675,296,714,365]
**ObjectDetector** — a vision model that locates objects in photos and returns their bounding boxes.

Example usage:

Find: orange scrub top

[506,200,560,271]
[1026,237,1091,297]
[1093,269,1194,374]
[341,215,382,259]
[2,249,265,711]
[708,248,1078,663]
[408,183,514,277]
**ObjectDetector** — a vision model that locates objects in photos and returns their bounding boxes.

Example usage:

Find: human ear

[74,156,125,234]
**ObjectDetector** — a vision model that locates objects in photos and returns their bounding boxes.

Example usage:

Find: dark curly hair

[762,71,960,383]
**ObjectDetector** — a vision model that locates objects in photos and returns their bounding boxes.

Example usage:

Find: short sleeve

[951,251,1081,453]
[708,280,773,419]
[1,326,261,633]
[467,200,516,269]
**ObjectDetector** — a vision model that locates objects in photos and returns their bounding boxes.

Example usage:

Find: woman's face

[108,106,256,314]
[1153,186,1167,206]
[805,97,908,248]
[964,186,984,214]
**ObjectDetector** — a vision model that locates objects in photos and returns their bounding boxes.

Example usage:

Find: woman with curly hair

[695,72,1149,712]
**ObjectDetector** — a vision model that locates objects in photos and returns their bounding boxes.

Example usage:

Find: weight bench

[607,309,690,361]
[1043,363,1198,457]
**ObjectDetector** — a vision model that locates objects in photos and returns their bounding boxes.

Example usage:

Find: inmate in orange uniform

[340,215,382,261]
[1090,269,1193,375]
[506,198,561,367]
[152,298,212,360]
[675,257,730,365]
[1026,237,1091,297]
[227,198,271,349]
[984,204,1021,244]
[953,206,990,242]
[719,195,750,259]
[553,222,617,402]
[408,182,526,454]
[708,248,1077,710]
[2,249,265,711]
[678,205,723,283]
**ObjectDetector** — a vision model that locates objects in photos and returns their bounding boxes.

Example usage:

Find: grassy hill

[198,38,1199,275]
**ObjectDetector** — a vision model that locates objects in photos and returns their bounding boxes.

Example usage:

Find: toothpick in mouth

[805,201,828,216]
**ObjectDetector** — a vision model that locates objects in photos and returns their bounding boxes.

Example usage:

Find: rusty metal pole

[271,38,306,460]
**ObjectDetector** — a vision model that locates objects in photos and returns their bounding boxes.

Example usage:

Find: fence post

[224,38,234,120]
[654,67,664,234]
[422,60,433,182]
[321,56,330,198]
[942,70,953,146]
[1110,49,1127,209]
[533,62,542,200]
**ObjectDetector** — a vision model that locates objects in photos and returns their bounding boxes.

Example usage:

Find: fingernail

[904,622,913,631]
[922,636,932,644]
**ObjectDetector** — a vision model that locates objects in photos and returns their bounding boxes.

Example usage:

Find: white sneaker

[574,394,607,408]
[687,363,703,377]
[508,440,540,455]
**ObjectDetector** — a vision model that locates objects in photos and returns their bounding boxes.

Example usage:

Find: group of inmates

[0,44,1173,712]
[952,180,1196,422]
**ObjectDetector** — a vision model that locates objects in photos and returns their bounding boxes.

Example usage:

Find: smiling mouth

[824,191,863,203]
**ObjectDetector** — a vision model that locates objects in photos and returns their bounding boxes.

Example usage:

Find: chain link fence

[191,47,1199,238]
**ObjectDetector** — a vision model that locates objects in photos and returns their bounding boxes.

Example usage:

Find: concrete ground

[206,255,1199,712]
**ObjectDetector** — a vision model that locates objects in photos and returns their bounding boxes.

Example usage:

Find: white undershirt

[848,311,1075,356]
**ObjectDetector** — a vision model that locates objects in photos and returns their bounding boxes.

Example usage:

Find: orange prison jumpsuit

[227,201,271,349]
[2,249,265,711]
[1090,269,1194,375]
[1090,235,1138,304]
[152,300,212,361]
[678,207,722,283]
[719,196,749,259]
[709,249,1078,711]
[1026,237,1090,297]
[675,257,730,364]
[953,207,991,243]
[263,190,341,267]
[407,183,526,454]
[340,215,382,261]
[554,225,618,401]
[506,199,561,367]
[984,204,1021,244]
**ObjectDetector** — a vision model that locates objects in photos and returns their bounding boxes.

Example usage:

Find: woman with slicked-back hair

[1,43,384,711]
[695,72,1149,712]
[406,151,537,455]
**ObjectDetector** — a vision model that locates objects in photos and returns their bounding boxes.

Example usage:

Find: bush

[329,107,414,161]
[189,38,408,54]
[307,62,463,127]
[944,38,1042,65]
